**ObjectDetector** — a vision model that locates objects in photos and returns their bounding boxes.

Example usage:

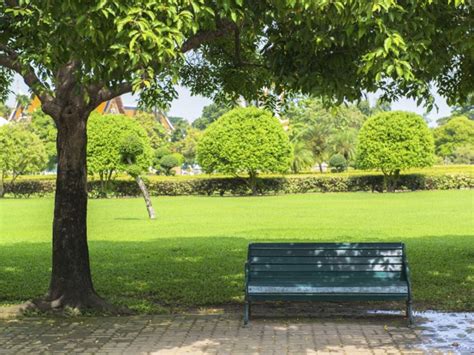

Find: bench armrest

[244,261,249,295]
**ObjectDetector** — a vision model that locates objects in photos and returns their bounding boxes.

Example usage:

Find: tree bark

[318,162,323,173]
[135,175,156,219]
[249,171,258,196]
[36,110,113,312]
[0,173,4,198]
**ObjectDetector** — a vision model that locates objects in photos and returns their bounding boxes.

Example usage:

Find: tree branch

[0,45,53,104]
[87,82,133,111]
[181,20,237,53]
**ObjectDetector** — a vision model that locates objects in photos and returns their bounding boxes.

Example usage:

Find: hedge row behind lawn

[4,173,473,198]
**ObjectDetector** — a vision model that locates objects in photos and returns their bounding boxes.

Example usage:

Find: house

[8,95,174,132]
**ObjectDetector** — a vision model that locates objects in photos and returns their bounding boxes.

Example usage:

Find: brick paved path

[2,314,471,354]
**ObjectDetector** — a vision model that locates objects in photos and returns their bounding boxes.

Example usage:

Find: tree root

[25,291,134,316]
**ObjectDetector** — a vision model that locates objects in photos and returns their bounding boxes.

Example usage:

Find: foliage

[329,129,358,162]
[0,102,10,118]
[197,107,292,193]
[168,116,190,142]
[287,98,366,171]
[4,172,473,198]
[356,99,391,116]
[0,123,47,196]
[290,139,314,173]
[87,113,153,193]
[192,102,232,130]
[1,191,473,311]
[134,112,166,150]
[329,154,348,173]
[452,145,474,164]
[434,116,474,162]
[27,110,57,170]
[357,111,435,191]
[451,93,474,120]
[157,154,181,176]
[172,127,203,164]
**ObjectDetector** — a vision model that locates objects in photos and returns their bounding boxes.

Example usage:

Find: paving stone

[0,314,472,354]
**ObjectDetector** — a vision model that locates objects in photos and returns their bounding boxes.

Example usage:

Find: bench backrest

[247,243,407,283]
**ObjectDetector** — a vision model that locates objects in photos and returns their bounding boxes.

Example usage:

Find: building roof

[8,95,175,132]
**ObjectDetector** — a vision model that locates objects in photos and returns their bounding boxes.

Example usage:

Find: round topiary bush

[356,111,434,191]
[197,107,292,195]
[329,154,347,172]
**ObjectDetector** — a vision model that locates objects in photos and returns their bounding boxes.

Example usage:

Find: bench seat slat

[248,285,408,294]
[250,243,403,250]
[250,249,403,257]
[250,256,403,264]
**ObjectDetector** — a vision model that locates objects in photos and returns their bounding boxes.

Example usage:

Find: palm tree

[330,129,357,162]
[291,139,314,173]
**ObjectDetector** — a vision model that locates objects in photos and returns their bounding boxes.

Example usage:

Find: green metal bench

[244,242,413,325]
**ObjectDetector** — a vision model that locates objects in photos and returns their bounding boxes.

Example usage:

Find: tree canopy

[87,113,153,193]
[192,102,232,130]
[356,111,434,191]
[1,1,472,111]
[434,115,474,162]
[0,123,47,196]
[198,107,291,194]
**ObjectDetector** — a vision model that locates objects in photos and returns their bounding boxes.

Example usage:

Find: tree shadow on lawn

[0,235,472,314]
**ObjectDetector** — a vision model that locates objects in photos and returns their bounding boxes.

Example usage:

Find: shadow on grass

[0,235,472,313]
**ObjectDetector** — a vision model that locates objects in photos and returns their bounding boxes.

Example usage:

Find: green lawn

[0,190,473,313]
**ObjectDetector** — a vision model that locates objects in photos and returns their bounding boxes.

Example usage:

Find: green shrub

[4,173,472,198]
[329,154,347,172]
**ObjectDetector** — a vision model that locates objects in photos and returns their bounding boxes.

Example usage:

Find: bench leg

[244,301,250,325]
[406,300,414,326]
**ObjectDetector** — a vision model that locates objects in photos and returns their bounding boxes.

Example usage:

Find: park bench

[244,242,413,325]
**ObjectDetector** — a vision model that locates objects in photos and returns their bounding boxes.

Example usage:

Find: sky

[7,74,452,125]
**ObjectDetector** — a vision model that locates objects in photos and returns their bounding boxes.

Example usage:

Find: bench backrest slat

[247,243,407,282]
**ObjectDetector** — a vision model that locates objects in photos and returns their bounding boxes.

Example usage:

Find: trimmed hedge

[3,173,473,198]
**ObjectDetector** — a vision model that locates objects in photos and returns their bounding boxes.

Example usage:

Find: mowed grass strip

[0,190,473,313]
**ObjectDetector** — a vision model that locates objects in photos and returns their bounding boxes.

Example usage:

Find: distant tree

[15,94,30,110]
[119,134,155,219]
[0,102,10,118]
[286,98,366,172]
[330,129,358,162]
[198,107,292,195]
[452,145,474,164]
[172,127,203,164]
[356,111,434,191]
[134,112,166,150]
[0,124,47,197]
[157,153,183,175]
[329,153,348,173]
[192,102,231,130]
[87,113,153,196]
[356,99,391,116]
[451,93,474,120]
[290,139,314,174]
[434,116,474,162]
[28,110,57,170]
[168,116,190,142]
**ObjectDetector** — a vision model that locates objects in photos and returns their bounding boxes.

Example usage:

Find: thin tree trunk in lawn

[135,175,156,219]
[37,110,113,311]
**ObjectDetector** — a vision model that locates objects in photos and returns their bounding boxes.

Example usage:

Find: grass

[0,190,473,313]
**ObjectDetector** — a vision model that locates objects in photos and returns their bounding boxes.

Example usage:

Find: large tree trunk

[35,110,113,312]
